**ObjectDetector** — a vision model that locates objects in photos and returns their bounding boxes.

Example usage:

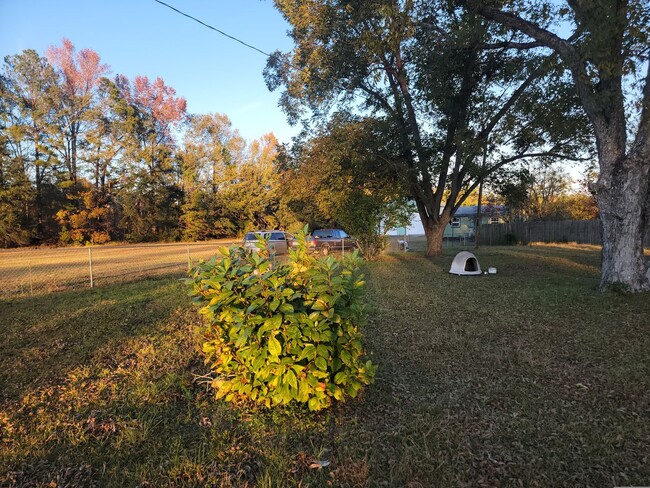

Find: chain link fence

[0,241,237,298]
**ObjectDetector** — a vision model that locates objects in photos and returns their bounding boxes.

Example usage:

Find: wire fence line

[5,220,647,298]
[0,241,238,298]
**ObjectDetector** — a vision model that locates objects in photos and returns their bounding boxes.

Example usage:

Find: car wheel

[321,245,329,256]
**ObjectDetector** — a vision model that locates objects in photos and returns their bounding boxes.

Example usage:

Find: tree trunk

[422,215,447,257]
[595,155,650,292]
[33,130,43,239]
[71,132,78,184]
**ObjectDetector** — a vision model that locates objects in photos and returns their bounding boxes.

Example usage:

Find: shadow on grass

[0,276,335,487]
[0,276,187,402]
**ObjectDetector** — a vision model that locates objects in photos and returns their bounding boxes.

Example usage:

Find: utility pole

[475,144,488,249]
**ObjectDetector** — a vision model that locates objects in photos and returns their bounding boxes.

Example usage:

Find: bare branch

[482,40,545,50]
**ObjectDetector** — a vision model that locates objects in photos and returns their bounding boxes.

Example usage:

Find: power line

[152,0,376,109]
[152,0,278,61]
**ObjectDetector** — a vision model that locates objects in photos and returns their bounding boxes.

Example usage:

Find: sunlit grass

[1,247,649,486]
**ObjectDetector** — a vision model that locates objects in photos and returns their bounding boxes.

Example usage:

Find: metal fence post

[29,259,34,295]
[187,244,191,271]
[88,247,94,288]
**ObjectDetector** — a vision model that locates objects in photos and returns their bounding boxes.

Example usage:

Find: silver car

[243,230,294,254]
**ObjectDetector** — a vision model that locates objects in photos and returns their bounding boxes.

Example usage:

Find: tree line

[0,39,280,247]
[0,39,415,255]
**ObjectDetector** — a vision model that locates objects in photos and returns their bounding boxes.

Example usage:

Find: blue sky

[0,0,299,143]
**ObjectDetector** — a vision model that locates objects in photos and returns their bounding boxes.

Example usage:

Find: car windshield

[313,230,333,238]
[244,232,259,241]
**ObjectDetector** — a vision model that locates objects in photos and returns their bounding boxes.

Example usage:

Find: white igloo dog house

[449,251,482,276]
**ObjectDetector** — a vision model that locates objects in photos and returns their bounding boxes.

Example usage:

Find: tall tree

[468,0,650,290]
[265,0,589,256]
[180,113,246,239]
[279,114,415,258]
[0,49,61,243]
[218,133,282,234]
[113,74,187,241]
[46,38,109,184]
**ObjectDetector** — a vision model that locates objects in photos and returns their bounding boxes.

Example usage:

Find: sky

[0,0,300,144]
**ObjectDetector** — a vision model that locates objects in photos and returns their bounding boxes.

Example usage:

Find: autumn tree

[113,74,187,241]
[279,115,414,258]
[181,113,246,239]
[41,39,117,244]
[46,38,109,184]
[467,0,650,290]
[265,0,590,256]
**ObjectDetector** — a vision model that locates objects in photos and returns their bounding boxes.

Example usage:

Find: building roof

[453,205,506,217]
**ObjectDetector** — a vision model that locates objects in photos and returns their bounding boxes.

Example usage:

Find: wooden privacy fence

[478,219,650,247]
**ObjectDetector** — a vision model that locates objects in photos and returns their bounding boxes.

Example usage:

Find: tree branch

[474,4,604,123]
[481,40,545,50]
[630,60,650,159]
[478,58,551,143]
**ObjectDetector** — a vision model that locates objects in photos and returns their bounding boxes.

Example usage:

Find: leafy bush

[187,234,376,410]
[354,233,387,261]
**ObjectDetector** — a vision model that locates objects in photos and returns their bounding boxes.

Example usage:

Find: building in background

[388,205,507,238]
[445,205,507,239]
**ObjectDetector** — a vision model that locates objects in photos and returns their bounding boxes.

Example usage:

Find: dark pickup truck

[312,229,356,255]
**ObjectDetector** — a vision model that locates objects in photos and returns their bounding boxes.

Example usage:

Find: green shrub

[187,233,376,411]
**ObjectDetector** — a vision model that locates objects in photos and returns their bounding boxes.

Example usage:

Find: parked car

[243,230,316,254]
[243,230,293,254]
[311,229,356,255]
[289,234,317,253]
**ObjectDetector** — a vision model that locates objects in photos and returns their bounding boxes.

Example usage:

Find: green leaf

[340,349,352,366]
[308,397,321,411]
[314,356,328,371]
[316,344,330,359]
[306,373,319,388]
[268,336,282,357]
[299,343,316,360]
[285,369,298,390]
[311,299,329,311]
[334,371,348,385]
[298,379,310,402]
[252,353,267,370]
[268,314,283,329]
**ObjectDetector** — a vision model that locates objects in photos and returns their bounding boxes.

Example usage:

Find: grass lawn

[1,245,649,486]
